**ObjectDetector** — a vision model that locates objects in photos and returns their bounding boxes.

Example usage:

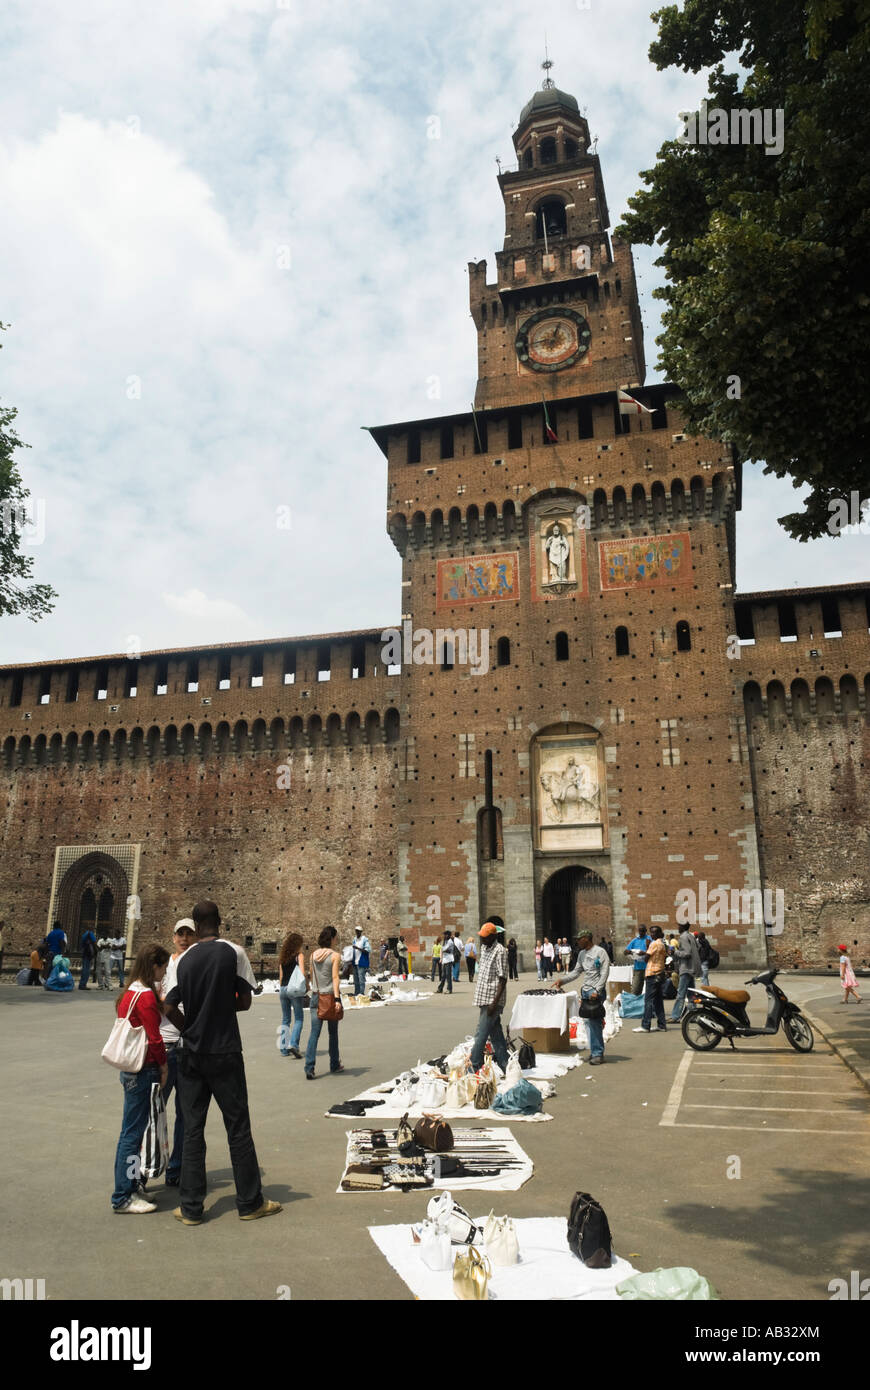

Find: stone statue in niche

[539,754,600,823]
[539,515,578,596]
[545,523,570,583]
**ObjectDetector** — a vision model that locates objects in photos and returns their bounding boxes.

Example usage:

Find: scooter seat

[700,984,750,1005]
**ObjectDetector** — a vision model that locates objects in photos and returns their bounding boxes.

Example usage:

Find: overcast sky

[1,0,866,667]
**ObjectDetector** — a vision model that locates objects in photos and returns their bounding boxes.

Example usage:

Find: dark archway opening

[541,866,611,949]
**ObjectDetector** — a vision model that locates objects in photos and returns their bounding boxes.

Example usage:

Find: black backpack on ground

[567,1192,612,1269]
[518,1039,536,1070]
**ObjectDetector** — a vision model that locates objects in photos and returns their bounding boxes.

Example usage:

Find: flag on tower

[617,388,654,415]
[542,395,558,442]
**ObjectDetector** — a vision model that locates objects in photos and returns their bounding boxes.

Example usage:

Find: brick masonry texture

[1,83,868,972]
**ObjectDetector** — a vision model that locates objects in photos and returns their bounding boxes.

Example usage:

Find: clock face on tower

[515,307,592,373]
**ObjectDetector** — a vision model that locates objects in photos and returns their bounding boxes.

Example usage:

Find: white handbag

[417,1077,447,1110]
[285,964,307,997]
[427,1191,478,1245]
[101,984,149,1071]
[417,1220,452,1271]
[502,1055,523,1089]
[483,1211,520,1266]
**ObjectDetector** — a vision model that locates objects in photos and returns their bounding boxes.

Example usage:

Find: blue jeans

[279,988,305,1052]
[305,997,340,1072]
[642,974,667,1030]
[79,956,93,988]
[162,1044,185,1181]
[581,989,605,1059]
[436,962,453,993]
[112,1065,160,1209]
[453,960,460,982]
[111,958,125,988]
[352,964,367,996]
[700,962,710,986]
[470,1006,509,1072]
[671,972,695,1021]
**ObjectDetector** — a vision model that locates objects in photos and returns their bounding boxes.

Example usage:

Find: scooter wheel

[783,1013,814,1052]
[682,1010,723,1051]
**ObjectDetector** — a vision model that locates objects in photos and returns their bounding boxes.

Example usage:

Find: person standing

[838,944,862,1003]
[79,929,97,990]
[304,926,344,1080]
[163,900,281,1225]
[542,937,555,978]
[469,923,510,1073]
[97,936,113,990]
[464,936,477,983]
[28,946,43,986]
[436,931,455,994]
[625,927,651,994]
[670,925,702,1022]
[600,936,615,964]
[634,926,668,1033]
[695,931,712,986]
[559,939,571,974]
[110,941,170,1214]
[430,936,442,982]
[452,932,463,983]
[378,940,389,974]
[556,930,610,1065]
[109,932,127,989]
[507,937,519,981]
[396,935,409,980]
[535,940,543,980]
[277,931,308,1057]
[351,927,371,996]
[157,918,197,1188]
[45,920,67,959]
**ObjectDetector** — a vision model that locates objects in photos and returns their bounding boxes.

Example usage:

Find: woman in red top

[111,942,170,1214]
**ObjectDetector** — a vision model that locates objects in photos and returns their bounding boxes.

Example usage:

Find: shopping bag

[616,1267,720,1300]
[138,1082,169,1180]
[417,1220,452,1271]
[483,1212,519,1266]
[491,1078,543,1115]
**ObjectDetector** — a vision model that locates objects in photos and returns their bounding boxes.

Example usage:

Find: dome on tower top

[518,86,580,125]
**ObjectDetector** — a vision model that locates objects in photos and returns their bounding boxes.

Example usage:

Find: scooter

[681,967,814,1052]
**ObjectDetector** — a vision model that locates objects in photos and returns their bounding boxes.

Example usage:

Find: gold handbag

[452,1246,491,1300]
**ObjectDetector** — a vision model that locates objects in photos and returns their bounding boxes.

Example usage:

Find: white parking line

[683,1103,854,1113]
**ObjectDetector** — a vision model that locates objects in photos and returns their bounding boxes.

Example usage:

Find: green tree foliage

[618,0,870,539]
[0,324,56,619]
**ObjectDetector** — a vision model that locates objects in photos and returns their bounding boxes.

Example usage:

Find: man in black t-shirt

[164,900,281,1226]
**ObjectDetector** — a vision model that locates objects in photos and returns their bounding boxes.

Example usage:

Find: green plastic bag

[616,1267,720,1300]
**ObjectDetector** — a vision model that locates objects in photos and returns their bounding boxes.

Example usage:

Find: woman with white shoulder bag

[105,942,171,1214]
[278,931,308,1059]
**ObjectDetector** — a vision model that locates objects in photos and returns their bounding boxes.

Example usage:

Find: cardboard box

[521,1025,571,1055]
[607,980,632,1004]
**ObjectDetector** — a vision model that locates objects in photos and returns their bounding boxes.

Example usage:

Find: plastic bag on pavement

[616,1267,720,1301]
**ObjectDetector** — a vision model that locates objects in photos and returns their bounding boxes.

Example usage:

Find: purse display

[482,1211,519,1267]
[453,1246,491,1300]
[413,1115,454,1152]
[396,1112,417,1154]
[427,1191,478,1245]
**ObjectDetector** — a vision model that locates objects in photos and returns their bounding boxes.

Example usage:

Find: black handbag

[567,1191,612,1268]
[577,996,606,1020]
[518,1039,536,1070]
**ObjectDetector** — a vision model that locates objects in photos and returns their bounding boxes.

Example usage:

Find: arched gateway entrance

[541,866,612,947]
[55,851,130,951]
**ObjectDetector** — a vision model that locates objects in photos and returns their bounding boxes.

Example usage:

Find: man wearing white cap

[157,918,197,1187]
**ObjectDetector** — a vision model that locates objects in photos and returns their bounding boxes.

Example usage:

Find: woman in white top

[542,937,555,977]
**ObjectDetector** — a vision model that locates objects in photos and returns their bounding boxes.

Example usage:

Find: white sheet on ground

[368,1217,639,1300]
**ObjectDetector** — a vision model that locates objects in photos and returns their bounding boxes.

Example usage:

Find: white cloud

[0,0,862,665]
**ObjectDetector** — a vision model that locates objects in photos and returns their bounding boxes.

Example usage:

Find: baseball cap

[174,918,196,934]
[479,923,497,939]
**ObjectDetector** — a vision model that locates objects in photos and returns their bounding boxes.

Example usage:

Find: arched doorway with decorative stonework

[54,851,131,951]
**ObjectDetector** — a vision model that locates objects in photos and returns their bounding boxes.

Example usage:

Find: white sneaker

[116,1197,157,1214]
[632,1026,651,1033]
